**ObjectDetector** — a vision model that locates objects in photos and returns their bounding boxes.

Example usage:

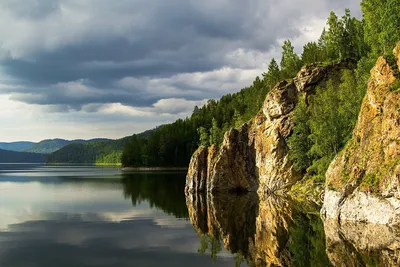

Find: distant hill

[0,149,46,163]
[22,138,110,154]
[46,130,154,165]
[46,137,131,165]
[0,141,36,152]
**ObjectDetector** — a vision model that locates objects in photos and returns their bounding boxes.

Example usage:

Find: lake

[0,165,396,266]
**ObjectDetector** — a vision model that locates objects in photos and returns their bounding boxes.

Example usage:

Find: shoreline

[121,167,188,172]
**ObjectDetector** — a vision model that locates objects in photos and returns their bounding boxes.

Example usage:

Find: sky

[0,0,361,142]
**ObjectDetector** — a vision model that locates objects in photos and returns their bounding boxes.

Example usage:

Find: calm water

[0,165,397,266]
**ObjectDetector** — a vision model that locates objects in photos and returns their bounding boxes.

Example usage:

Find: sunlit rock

[322,43,400,226]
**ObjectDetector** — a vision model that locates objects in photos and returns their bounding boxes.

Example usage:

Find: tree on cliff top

[280,40,302,79]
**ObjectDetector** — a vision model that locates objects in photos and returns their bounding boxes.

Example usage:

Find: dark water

[0,164,397,266]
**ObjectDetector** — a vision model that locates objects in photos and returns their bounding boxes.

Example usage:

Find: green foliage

[361,173,380,191]
[288,96,312,173]
[198,127,210,147]
[47,136,131,165]
[288,213,333,267]
[280,40,302,79]
[380,0,400,53]
[309,81,342,165]
[209,118,223,146]
[338,70,365,142]
[262,58,281,88]
[390,80,400,92]
[319,10,367,61]
[301,42,324,65]
[289,68,366,181]
[362,0,400,55]
[197,233,223,262]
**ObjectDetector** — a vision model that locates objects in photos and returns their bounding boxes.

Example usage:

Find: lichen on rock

[186,59,356,194]
[322,42,400,226]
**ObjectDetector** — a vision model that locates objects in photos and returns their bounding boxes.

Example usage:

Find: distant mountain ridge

[0,141,36,152]
[47,129,156,165]
[22,138,110,154]
[0,149,46,163]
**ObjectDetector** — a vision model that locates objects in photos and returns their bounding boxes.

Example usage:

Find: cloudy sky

[0,0,361,141]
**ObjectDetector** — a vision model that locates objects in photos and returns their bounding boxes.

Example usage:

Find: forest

[121,0,399,182]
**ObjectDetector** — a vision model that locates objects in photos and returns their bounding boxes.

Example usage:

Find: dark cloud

[0,0,362,113]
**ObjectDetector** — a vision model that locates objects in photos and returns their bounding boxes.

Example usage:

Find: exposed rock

[208,125,259,193]
[322,43,400,226]
[186,60,355,194]
[185,146,208,193]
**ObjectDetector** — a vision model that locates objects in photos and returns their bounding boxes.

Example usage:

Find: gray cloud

[0,0,362,139]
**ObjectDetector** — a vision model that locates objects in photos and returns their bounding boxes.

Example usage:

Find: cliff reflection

[324,219,400,266]
[186,193,331,266]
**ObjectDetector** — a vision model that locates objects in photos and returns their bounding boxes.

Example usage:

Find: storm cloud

[0,0,361,140]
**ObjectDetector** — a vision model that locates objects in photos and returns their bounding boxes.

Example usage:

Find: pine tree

[301,42,321,65]
[280,40,302,79]
[198,127,209,147]
[262,58,281,89]
[209,118,222,146]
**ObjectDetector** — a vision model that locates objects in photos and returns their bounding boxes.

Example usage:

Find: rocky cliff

[186,60,356,194]
[321,43,400,226]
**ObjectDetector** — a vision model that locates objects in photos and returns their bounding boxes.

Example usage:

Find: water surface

[0,164,234,267]
[1,164,397,266]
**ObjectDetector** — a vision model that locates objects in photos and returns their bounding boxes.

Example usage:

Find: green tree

[325,11,343,59]
[380,0,400,54]
[301,42,322,65]
[280,40,302,79]
[288,96,312,174]
[263,58,281,89]
[338,70,364,142]
[210,118,223,146]
[361,0,387,56]
[308,81,343,180]
[198,127,209,147]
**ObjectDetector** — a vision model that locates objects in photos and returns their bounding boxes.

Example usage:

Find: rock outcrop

[321,43,400,226]
[186,59,356,194]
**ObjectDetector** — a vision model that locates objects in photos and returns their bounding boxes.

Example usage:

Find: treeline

[122,77,268,167]
[0,149,46,163]
[47,137,131,165]
[122,0,400,171]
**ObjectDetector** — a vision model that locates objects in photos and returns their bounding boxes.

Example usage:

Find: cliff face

[322,43,400,225]
[186,60,356,194]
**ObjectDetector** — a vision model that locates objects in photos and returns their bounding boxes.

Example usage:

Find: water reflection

[186,192,332,266]
[0,168,235,267]
[122,172,189,219]
[324,219,400,266]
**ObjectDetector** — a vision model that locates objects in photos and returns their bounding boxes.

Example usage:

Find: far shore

[121,167,188,172]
